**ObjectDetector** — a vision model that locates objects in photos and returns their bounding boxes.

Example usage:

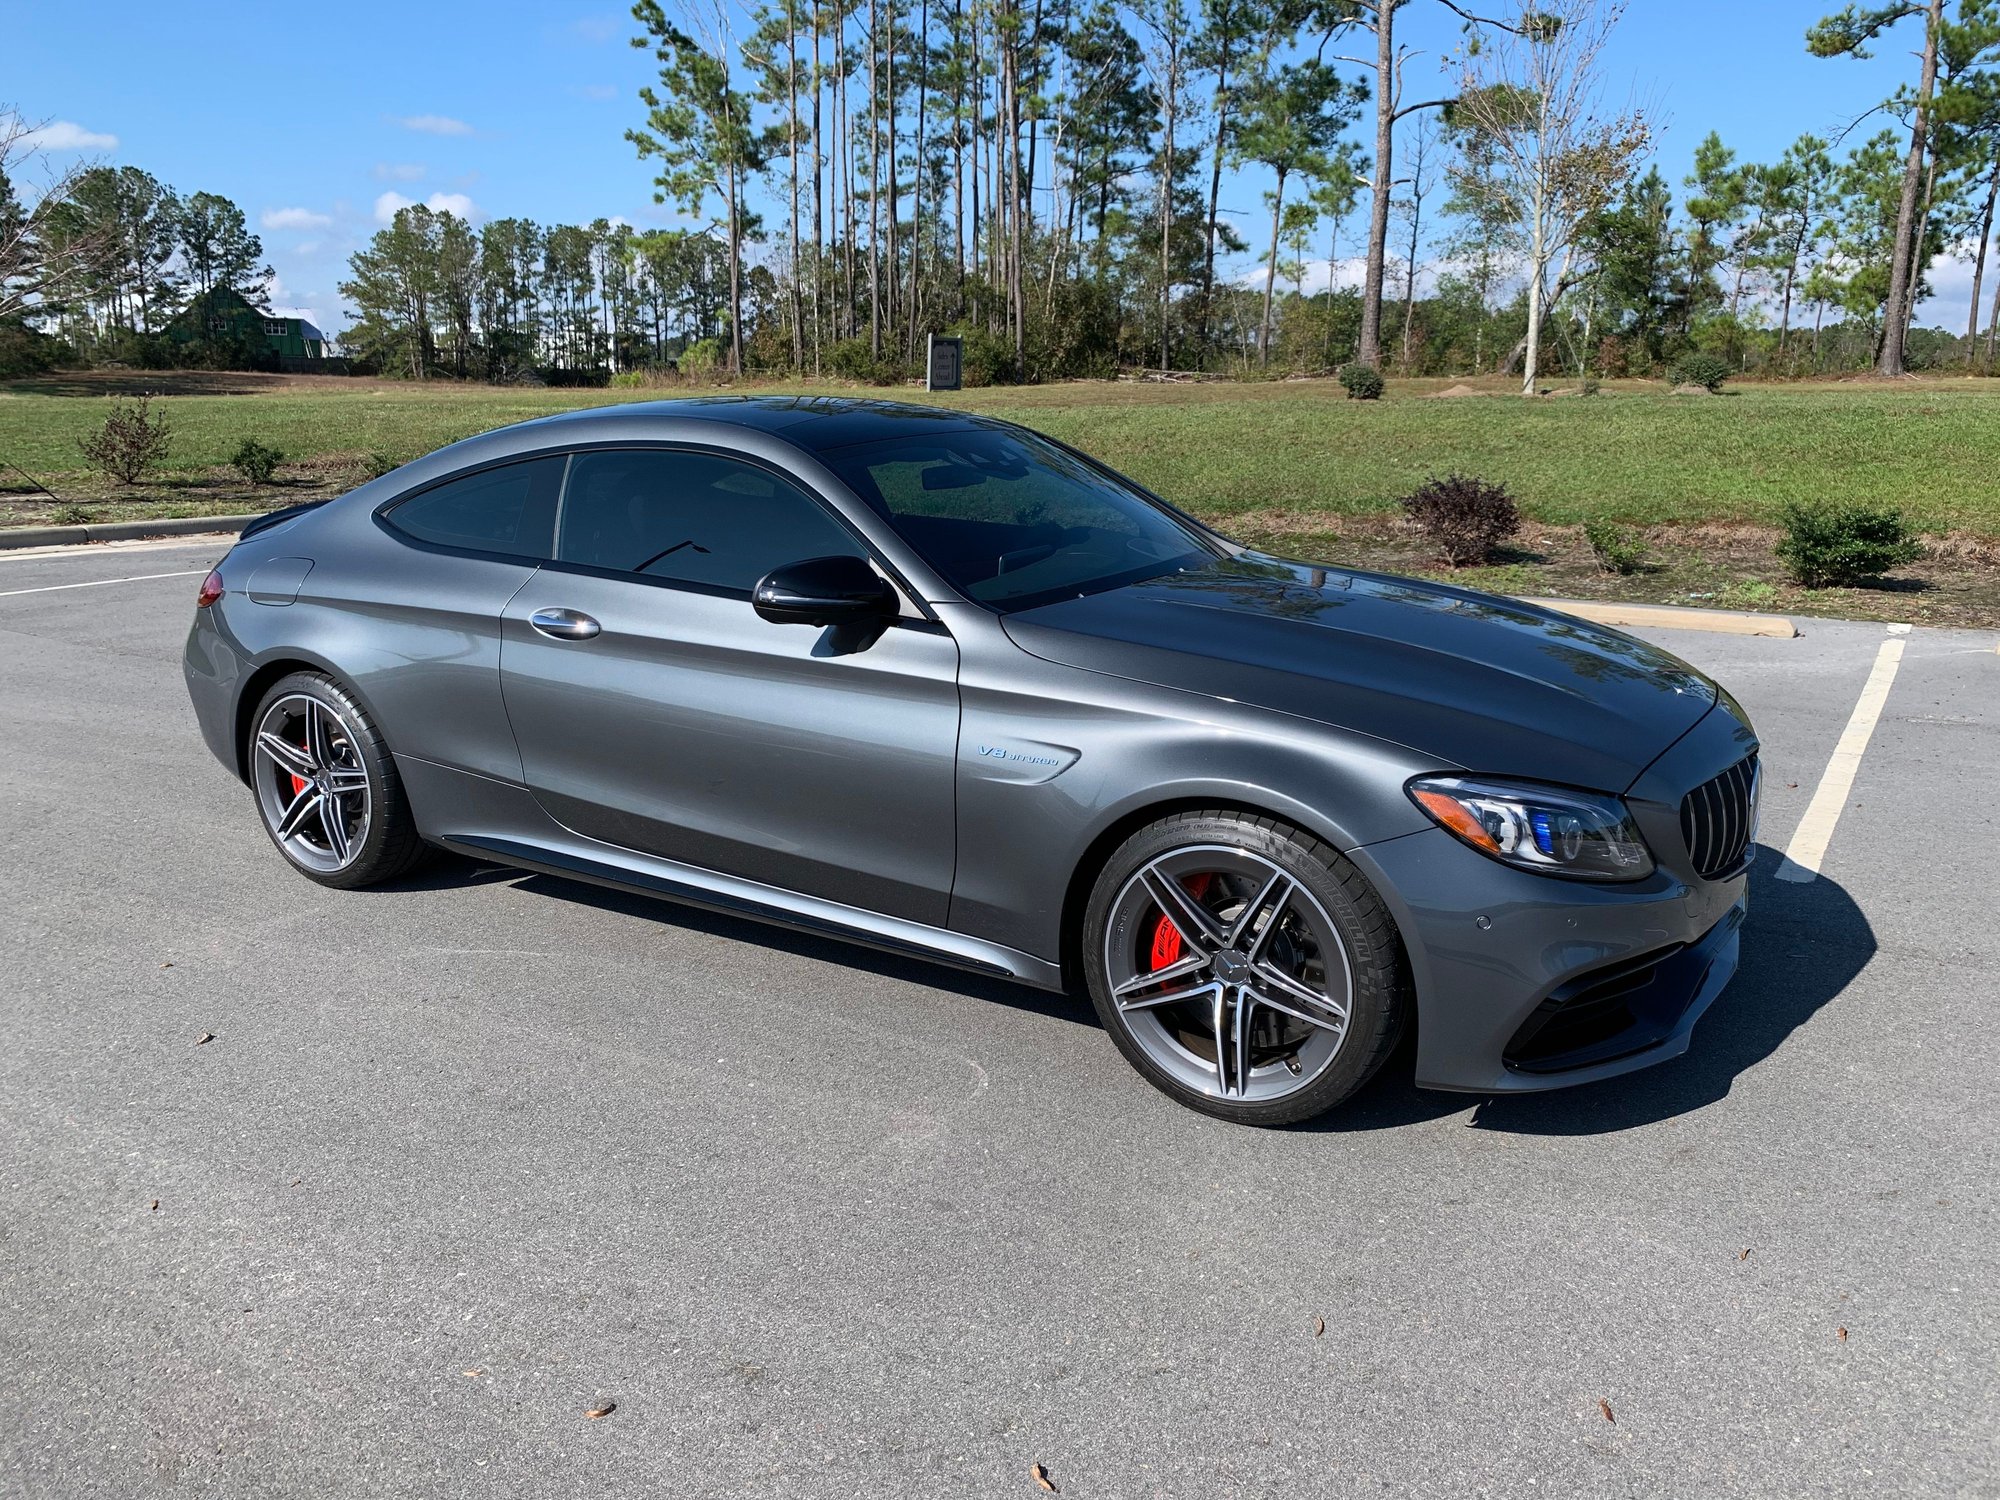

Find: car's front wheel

[1081,810,1408,1126]
[248,671,427,889]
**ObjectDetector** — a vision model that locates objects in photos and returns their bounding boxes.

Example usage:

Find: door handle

[529,607,601,641]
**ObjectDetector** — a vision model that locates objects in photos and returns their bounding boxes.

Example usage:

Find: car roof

[510,395,1010,455]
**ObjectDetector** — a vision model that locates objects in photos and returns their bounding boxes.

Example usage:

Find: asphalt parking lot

[2,538,1996,1498]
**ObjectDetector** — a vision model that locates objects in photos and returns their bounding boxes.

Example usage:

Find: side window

[556,449,863,592]
[384,455,564,559]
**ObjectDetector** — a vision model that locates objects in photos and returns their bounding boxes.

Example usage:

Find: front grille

[1679,753,1758,880]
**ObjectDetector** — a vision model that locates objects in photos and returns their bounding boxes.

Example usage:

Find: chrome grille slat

[1680,752,1758,880]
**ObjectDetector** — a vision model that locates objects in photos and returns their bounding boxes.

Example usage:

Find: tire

[1081,810,1408,1126]
[246,670,429,890]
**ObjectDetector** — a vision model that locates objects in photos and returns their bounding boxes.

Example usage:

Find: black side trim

[441,833,1012,978]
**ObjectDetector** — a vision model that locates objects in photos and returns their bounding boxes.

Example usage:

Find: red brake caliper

[290,736,308,798]
[1150,873,1214,970]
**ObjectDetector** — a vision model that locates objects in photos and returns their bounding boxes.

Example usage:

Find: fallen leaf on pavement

[161,962,174,969]
[150,1200,160,1212]
[196,1033,214,1046]
[1738,1248,1751,1261]
[1837,1327,1848,1342]
[586,1402,616,1419]
[1031,1462,1057,1492]
[463,1370,482,1378]
[1597,1399,1615,1424]
[1313,1317,1325,1337]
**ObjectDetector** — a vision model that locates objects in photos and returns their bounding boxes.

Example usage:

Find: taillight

[196,571,224,608]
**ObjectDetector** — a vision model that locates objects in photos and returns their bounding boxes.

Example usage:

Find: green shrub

[1775,501,1923,588]
[1339,363,1386,401]
[1667,352,1732,393]
[1583,519,1647,574]
[1400,473,1521,567]
[954,328,1018,387]
[362,450,398,480]
[229,439,284,485]
[826,337,906,385]
[50,502,94,525]
[826,337,877,381]
[77,394,173,485]
[1579,376,1602,397]
[679,337,725,379]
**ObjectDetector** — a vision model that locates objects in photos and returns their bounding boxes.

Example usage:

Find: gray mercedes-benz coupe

[185,396,1758,1125]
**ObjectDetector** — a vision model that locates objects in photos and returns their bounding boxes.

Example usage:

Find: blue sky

[11,0,1972,333]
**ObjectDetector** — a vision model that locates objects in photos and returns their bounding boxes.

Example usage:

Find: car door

[362,453,564,783]
[497,445,961,926]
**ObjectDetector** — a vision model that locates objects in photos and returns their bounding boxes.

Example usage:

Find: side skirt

[397,752,1065,991]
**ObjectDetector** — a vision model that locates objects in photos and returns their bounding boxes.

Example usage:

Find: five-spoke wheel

[248,672,428,888]
[1083,811,1406,1125]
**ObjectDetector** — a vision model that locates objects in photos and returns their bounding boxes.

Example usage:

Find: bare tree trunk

[1160,43,1175,374]
[1356,1,1394,368]
[812,0,825,371]
[1006,8,1025,361]
[906,0,929,356]
[727,157,744,375]
[1199,3,1236,354]
[1964,150,2000,361]
[1877,0,1943,378]
[886,0,899,344]
[1259,171,1285,367]
[868,0,883,357]
[789,0,805,370]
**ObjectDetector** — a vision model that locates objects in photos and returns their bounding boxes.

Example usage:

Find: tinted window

[557,449,862,592]
[385,456,563,558]
[819,428,1213,610]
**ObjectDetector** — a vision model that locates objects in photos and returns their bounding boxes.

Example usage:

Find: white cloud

[261,206,333,231]
[373,161,426,182]
[573,15,619,42]
[580,83,619,101]
[374,190,480,224]
[397,113,473,136]
[294,241,322,257]
[20,120,118,152]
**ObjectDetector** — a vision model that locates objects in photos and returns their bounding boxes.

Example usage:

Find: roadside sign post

[926,334,963,392]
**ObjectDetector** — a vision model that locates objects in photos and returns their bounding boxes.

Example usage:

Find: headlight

[1407,775,1654,882]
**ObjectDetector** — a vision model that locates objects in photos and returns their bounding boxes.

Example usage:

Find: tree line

[1,134,276,371]
[7,0,2000,387]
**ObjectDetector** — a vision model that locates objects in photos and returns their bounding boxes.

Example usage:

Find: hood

[1002,554,1717,793]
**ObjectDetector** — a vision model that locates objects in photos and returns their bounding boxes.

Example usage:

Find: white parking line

[1773,632,1907,884]
[0,569,207,598]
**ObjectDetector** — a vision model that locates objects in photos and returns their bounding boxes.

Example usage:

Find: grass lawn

[5,369,1998,626]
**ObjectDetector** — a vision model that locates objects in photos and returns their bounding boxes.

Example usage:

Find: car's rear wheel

[1082,810,1408,1126]
[249,671,427,889]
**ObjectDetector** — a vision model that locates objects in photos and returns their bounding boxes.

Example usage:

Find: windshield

[819,426,1217,611]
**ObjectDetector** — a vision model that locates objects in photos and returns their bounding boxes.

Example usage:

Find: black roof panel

[521,395,1002,452]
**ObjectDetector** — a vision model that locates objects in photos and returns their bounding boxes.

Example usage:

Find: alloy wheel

[1102,844,1354,1104]
[252,693,372,874]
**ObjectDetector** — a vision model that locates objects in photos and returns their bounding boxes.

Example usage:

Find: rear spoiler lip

[238,498,332,541]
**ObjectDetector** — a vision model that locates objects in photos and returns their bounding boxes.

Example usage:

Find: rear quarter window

[383,456,564,559]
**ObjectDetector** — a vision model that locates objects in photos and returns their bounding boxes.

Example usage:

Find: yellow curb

[1520,597,1799,639]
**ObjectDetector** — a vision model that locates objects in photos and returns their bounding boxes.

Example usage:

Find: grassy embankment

[4,369,1997,625]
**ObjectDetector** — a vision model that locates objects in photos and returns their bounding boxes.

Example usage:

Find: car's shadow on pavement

[1315,845,1876,1135]
[395,858,1096,1030]
[392,842,1871,1135]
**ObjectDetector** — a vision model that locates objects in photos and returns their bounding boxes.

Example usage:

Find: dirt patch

[1219,510,2000,630]
[1427,383,1484,399]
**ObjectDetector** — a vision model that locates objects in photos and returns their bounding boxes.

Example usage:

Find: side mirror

[752,554,898,627]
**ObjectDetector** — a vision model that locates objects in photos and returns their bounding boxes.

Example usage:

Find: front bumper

[1350,824,1747,1094]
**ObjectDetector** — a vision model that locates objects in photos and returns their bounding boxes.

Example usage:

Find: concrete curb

[1522,596,1799,638]
[0,514,260,551]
